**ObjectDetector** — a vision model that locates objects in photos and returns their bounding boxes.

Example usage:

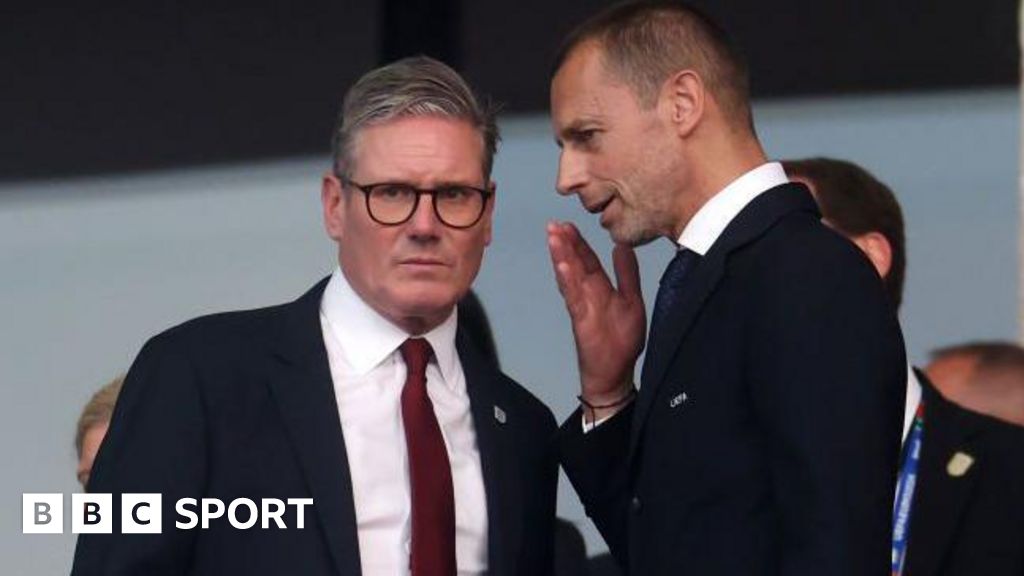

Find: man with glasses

[72,56,558,576]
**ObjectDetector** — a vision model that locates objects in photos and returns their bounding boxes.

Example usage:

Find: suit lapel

[906,375,984,576]
[458,330,521,576]
[266,278,362,576]
[633,251,725,439]
[629,184,821,457]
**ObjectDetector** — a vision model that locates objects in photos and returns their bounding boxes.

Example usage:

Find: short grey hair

[554,1,753,132]
[331,56,500,180]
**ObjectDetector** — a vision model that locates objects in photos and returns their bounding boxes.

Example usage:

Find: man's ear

[851,231,893,280]
[322,172,346,242]
[660,69,705,138]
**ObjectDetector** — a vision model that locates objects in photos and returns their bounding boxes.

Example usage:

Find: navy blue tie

[651,249,700,336]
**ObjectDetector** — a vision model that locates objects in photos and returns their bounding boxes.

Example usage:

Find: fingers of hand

[560,223,606,277]
[547,224,574,286]
[548,223,586,318]
[612,243,643,302]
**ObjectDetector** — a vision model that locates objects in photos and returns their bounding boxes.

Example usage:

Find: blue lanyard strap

[892,403,925,576]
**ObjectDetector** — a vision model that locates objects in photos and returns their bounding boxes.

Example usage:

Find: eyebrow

[358,179,486,189]
[431,180,486,188]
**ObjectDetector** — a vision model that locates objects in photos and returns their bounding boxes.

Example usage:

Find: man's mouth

[400,257,446,266]
[584,195,615,214]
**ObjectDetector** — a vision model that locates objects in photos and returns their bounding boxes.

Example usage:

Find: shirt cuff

[580,397,634,433]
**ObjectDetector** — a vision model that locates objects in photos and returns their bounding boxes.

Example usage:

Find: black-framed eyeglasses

[342,178,493,229]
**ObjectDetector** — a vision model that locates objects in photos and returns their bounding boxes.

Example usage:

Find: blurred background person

[917,341,1024,576]
[785,157,1024,576]
[74,375,124,489]
[927,341,1024,427]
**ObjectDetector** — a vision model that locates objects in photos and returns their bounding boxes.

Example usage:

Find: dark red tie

[400,338,457,576]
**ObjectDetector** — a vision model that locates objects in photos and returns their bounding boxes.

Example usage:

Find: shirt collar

[320,267,460,388]
[676,162,788,254]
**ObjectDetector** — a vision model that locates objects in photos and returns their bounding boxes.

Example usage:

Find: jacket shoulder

[739,210,888,296]
[141,298,296,362]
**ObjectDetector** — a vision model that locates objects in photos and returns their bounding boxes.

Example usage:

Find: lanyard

[891,402,925,576]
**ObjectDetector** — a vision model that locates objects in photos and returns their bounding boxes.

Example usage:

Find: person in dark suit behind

[72,56,557,576]
[928,342,1024,427]
[74,375,124,489]
[915,343,1024,576]
[784,156,1024,575]
[546,2,906,575]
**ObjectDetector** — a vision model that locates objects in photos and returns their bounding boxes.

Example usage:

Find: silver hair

[331,56,500,180]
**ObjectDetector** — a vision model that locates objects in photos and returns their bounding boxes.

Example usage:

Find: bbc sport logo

[22,494,313,534]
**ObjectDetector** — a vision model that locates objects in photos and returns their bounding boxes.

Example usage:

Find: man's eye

[374,185,413,199]
[574,129,599,145]
[437,187,473,201]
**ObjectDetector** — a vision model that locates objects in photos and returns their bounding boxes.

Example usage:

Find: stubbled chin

[391,278,458,303]
[390,290,458,325]
[606,218,658,247]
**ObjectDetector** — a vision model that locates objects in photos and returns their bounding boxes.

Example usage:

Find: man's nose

[556,150,588,196]
[405,193,444,239]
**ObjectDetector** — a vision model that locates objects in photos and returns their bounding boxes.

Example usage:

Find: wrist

[579,383,636,424]
[579,378,635,406]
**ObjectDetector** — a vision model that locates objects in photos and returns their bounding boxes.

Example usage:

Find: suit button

[630,496,642,513]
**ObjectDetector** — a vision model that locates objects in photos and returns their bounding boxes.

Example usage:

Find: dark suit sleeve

[533,410,560,576]
[748,244,905,575]
[71,332,207,575]
[557,401,635,567]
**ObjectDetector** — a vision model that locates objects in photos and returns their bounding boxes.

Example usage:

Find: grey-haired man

[72,56,557,576]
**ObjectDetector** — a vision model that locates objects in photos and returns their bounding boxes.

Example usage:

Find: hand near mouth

[547,220,646,418]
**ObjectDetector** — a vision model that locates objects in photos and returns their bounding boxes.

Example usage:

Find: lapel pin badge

[669,392,688,408]
[493,405,507,424]
[946,451,974,477]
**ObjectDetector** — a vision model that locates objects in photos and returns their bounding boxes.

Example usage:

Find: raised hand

[547,221,646,418]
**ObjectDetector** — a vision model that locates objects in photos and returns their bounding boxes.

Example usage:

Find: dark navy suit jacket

[905,372,1024,576]
[71,279,557,576]
[560,184,907,575]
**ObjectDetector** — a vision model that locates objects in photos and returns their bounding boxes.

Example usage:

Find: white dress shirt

[583,162,789,432]
[676,162,789,252]
[319,268,488,575]
[903,365,923,445]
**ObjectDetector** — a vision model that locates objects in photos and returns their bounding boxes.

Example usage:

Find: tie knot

[400,338,433,378]
[660,249,698,288]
